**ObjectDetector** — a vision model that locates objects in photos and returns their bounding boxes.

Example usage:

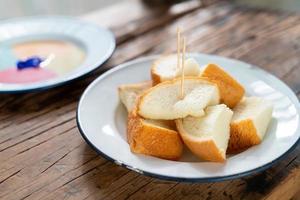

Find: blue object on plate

[17,57,44,70]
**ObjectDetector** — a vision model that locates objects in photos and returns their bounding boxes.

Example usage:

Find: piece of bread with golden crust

[151,55,201,86]
[228,97,273,153]
[127,110,183,160]
[176,104,233,162]
[118,81,183,160]
[138,77,220,120]
[200,63,245,108]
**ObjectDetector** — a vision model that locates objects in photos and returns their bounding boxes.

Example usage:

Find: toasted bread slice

[176,104,233,162]
[128,110,183,160]
[151,55,201,85]
[118,81,183,160]
[228,97,273,153]
[118,81,152,112]
[200,63,245,108]
[138,78,220,120]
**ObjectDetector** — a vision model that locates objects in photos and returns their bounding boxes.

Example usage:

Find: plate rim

[0,15,116,94]
[76,54,300,182]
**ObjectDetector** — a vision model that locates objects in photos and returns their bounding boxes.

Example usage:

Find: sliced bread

[176,104,233,162]
[151,55,201,85]
[127,110,183,160]
[138,78,220,120]
[200,63,245,108]
[118,81,183,160]
[228,97,273,153]
[118,81,152,112]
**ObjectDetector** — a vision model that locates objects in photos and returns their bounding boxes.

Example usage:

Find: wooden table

[0,0,299,199]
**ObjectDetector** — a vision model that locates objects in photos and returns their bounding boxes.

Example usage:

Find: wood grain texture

[0,0,299,199]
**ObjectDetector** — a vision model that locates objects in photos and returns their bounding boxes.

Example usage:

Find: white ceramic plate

[77,54,300,182]
[0,16,115,93]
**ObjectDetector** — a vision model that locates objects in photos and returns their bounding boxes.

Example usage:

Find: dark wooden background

[0,0,299,199]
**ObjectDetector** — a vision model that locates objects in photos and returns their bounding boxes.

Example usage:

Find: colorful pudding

[0,40,85,84]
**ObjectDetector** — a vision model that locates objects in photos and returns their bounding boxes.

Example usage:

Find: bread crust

[137,77,220,118]
[175,119,226,162]
[127,110,183,160]
[118,81,152,92]
[227,119,261,154]
[201,63,245,108]
[151,67,162,86]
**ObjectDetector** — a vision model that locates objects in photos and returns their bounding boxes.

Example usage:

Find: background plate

[0,16,115,93]
[77,54,300,182]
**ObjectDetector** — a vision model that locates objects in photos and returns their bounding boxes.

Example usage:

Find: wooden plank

[82,0,203,44]
[264,168,300,200]
[81,0,151,28]
[292,190,300,200]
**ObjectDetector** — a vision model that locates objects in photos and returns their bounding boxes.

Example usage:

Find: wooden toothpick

[177,27,181,70]
[180,37,186,99]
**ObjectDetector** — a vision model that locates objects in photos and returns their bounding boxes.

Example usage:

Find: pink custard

[0,68,57,84]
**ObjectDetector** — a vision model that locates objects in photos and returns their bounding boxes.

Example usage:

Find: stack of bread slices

[118,55,273,162]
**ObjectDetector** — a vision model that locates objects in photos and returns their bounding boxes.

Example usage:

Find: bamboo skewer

[177,27,181,70]
[180,37,186,99]
[177,27,186,99]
